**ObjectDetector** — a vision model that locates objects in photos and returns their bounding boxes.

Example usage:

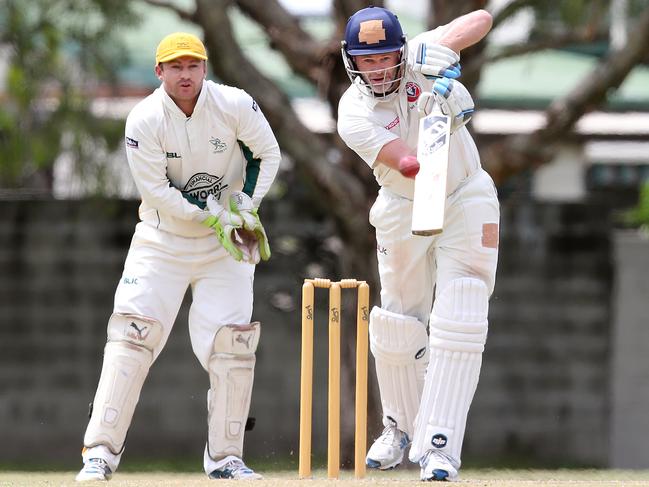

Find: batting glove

[418,77,474,133]
[413,42,461,79]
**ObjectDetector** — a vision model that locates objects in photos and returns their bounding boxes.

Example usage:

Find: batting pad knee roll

[207,322,260,461]
[84,313,163,454]
[369,307,429,438]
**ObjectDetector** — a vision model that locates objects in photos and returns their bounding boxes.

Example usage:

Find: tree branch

[140,0,195,21]
[463,30,603,80]
[490,0,537,30]
[483,4,649,185]
[233,0,325,84]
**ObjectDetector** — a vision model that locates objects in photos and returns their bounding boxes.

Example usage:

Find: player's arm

[437,9,492,53]
[413,10,492,79]
[227,90,281,263]
[125,119,207,223]
[235,90,281,208]
[375,139,419,178]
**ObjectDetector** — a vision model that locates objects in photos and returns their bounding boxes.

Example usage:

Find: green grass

[4,469,649,487]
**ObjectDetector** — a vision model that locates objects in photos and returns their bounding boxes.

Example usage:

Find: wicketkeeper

[75,32,280,482]
[337,7,499,481]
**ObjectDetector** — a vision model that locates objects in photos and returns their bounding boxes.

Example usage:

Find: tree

[0,0,137,191]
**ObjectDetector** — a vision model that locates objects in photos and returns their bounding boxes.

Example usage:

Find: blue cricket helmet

[341,6,408,100]
[343,6,405,56]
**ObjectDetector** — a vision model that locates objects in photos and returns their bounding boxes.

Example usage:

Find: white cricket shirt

[125,80,280,237]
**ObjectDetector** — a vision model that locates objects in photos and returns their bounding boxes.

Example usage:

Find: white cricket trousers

[114,221,255,370]
[369,168,499,324]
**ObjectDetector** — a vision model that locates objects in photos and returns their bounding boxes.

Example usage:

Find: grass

[3,468,649,486]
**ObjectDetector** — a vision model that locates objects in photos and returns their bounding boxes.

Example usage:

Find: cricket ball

[398,156,420,179]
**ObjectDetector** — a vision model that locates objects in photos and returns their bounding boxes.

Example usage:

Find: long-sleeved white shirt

[337,28,480,200]
[125,80,281,237]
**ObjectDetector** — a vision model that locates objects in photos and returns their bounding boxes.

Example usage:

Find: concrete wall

[0,197,628,469]
[610,231,649,468]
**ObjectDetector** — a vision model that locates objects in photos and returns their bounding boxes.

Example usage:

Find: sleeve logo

[126,137,139,149]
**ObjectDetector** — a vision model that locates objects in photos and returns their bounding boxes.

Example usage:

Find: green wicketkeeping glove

[229,192,271,263]
[203,195,245,261]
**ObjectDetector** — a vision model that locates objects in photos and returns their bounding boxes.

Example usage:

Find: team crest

[406,82,421,103]
[209,137,227,153]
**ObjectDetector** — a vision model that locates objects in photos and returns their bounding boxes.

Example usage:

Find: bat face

[411,108,451,236]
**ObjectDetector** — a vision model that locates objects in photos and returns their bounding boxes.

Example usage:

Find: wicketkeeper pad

[83,313,163,454]
[369,307,429,438]
[409,278,489,466]
[206,322,260,460]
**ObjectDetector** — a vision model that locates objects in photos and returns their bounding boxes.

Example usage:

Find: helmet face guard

[341,6,408,100]
[341,45,408,100]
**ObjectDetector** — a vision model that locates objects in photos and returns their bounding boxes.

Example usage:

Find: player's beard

[363,66,400,96]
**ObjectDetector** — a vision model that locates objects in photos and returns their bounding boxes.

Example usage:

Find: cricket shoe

[366,423,410,470]
[419,449,459,481]
[208,455,262,480]
[75,458,113,481]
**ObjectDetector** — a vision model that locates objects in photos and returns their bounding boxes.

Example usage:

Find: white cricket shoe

[419,449,459,481]
[366,423,410,470]
[75,458,113,482]
[208,455,263,480]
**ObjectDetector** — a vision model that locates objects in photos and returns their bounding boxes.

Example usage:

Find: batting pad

[84,313,163,454]
[369,307,429,438]
[206,322,260,461]
[409,278,489,466]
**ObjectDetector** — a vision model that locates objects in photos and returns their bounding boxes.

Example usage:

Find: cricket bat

[411,104,451,236]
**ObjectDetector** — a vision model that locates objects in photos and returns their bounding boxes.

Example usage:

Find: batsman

[75,33,280,481]
[337,7,500,481]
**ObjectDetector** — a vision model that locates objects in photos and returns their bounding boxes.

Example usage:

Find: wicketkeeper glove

[418,77,474,133]
[413,42,461,79]
[203,195,245,261]
[228,191,271,264]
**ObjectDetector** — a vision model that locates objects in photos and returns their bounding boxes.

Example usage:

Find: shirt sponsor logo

[182,172,228,204]
[210,137,227,153]
[166,151,181,158]
[406,81,421,103]
[385,117,400,130]
[126,137,139,149]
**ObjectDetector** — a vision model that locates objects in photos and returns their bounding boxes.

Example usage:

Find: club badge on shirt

[210,137,227,153]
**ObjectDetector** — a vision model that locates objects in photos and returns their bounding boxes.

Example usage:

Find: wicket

[299,278,370,480]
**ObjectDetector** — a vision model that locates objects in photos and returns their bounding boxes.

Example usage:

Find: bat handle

[417,92,441,118]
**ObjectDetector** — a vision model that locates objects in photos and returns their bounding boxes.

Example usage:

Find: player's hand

[203,195,245,261]
[229,192,271,263]
[413,42,461,79]
[398,155,420,179]
[418,78,474,133]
